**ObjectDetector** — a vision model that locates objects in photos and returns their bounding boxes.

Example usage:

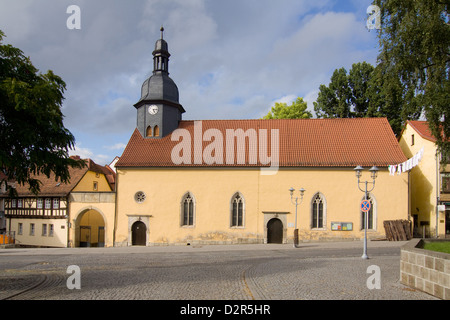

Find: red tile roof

[407,120,437,142]
[2,158,115,197]
[116,118,407,168]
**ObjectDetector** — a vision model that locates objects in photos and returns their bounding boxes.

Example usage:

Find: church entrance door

[132,221,147,246]
[267,218,283,244]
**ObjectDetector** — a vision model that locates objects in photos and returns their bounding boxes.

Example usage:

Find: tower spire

[152,26,170,75]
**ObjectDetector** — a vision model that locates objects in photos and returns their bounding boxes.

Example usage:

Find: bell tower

[134,27,185,138]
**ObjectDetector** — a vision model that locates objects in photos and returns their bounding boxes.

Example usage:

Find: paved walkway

[0,240,439,301]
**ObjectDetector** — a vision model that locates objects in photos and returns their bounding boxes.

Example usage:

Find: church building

[114,29,409,246]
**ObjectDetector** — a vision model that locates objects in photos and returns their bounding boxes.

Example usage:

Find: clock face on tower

[148,105,159,115]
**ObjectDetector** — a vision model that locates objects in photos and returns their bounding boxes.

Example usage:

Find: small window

[93,181,98,191]
[37,198,43,209]
[45,199,51,209]
[49,224,54,237]
[11,199,16,208]
[154,125,160,137]
[135,191,146,203]
[17,199,23,208]
[30,223,35,236]
[53,198,59,209]
[18,223,23,235]
[42,224,47,236]
[411,134,415,146]
[146,126,153,137]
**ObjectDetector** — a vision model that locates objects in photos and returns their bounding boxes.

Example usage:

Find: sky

[0,0,380,166]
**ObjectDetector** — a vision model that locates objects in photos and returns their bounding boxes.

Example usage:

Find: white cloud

[69,143,93,160]
[69,143,111,166]
[0,0,378,164]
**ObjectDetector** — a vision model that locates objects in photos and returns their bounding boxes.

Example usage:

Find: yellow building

[399,120,450,238]
[113,31,409,246]
[2,158,116,247]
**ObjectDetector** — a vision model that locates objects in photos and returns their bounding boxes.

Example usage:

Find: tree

[374,0,449,162]
[0,30,85,194]
[314,67,354,119]
[313,61,414,136]
[263,97,312,119]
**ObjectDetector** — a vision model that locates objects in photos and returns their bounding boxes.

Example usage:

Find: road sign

[361,200,371,212]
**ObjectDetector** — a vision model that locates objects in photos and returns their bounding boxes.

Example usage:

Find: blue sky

[0,0,379,165]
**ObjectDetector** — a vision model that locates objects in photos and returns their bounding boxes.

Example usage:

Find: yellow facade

[9,218,69,247]
[68,170,115,247]
[115,167,408,246]
[72,170,112,193]
[399,123,448,238]
[69,193,115,247]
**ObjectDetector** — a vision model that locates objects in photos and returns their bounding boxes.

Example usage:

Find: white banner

[389,147,424,176]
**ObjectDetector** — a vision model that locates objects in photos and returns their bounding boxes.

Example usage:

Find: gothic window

[311,193,326,229]
[181,193,195,226]
[361,194,376,230]
[231,193,244,227]
[154,125,160,137]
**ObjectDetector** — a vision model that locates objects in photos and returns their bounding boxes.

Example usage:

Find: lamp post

[290,187,305,248]
[354,165,379,259]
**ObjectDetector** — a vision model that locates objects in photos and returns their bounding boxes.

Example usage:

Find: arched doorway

[132,221,147,246]
[267,218,283,244]
[76,209,105,247]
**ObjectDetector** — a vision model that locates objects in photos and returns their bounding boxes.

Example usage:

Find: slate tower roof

[135,27,183,109]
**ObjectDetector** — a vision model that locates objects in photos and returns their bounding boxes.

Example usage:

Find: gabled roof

[407,120,437,143]
[116,118,407,168]
[2,158,116,197]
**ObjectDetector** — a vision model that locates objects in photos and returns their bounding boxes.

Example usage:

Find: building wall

[399,125,443,237]
[69,193,116,248]
[72,171,112,192]
[8,218,68,247]
[115,167,409,246]
[5,196,68,247]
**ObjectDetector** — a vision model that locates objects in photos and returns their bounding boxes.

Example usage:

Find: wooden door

[132,221,147,246]
[267,218,283,244]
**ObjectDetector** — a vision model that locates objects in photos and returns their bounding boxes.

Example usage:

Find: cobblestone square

[0,241,438,301]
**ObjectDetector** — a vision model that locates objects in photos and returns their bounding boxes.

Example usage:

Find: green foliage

[374,0,449,162]
[315,0,449,148]
[263,97,312,120]
[313,62,408,135]
[0,30,85,194]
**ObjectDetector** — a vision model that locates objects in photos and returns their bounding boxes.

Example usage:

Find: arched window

[154,125,160,137]
[311,193,326,229]
[146,126,153,137]
[181,192,195,226]
[361,194,376,230]
[231,193,244,227]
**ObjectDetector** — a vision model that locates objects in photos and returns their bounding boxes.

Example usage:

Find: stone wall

[400,239,450,300]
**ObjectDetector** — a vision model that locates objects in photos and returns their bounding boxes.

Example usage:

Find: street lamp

[354,165,379,259]
[290,187,305,248]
